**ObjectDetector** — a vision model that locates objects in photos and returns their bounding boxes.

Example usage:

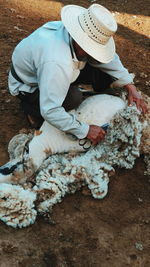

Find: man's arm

[38,61,90,139]
[89,53,134,87]
[89,53,148,114]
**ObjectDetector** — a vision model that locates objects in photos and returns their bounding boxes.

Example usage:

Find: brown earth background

[0,0,150,266]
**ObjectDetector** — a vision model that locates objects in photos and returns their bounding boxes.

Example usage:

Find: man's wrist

[124,83,136,92]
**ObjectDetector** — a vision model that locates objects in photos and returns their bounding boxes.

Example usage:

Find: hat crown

[78,4,117,45]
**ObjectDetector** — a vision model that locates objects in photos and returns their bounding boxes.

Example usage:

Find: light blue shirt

[8,21,133,138]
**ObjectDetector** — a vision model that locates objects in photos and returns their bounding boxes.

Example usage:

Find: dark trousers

[17,63,114,128]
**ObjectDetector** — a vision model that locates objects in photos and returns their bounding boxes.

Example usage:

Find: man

[8,4,148,145]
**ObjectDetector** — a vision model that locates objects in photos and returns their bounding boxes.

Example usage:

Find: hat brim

[61,5,115,63]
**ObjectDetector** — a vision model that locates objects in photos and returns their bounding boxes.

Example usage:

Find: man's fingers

[128,94,134,106]
[92,139,98,146]
[91,132,106,145]
[135,98,141,110]
[140,99,149,114]
[140,102,148,114]
[86,125,107,145]
[134,98,148,114]
[128,96,148,114]
[126,84,148,114]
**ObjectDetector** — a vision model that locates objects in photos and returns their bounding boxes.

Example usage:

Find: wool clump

[0,183,37,228]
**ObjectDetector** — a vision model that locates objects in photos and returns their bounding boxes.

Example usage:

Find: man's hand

[125,84,148,114]
[86,125,106,145]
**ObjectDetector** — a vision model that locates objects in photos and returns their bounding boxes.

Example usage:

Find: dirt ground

[0,0,150,266]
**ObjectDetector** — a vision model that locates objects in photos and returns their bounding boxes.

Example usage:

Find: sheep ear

[0,160,22,176]
[0,159,22,184]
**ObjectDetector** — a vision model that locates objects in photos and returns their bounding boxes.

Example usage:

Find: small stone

[140,72,148,78]
[138,197,143,203]
[5,99,11,103]
[142,219,149,224]
[1,90,7,94]
[135,242,143,251]
[16,15,25,19]
[14,26,23,32]
[145,81,150,86]
[9,8,16,13]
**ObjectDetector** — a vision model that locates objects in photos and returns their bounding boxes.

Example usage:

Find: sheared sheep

[0,94,126,184]
[0,92,149,228]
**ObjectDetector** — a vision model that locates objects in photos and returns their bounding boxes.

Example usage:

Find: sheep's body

[0,94,126,183]
[0,93,148,228]
[29,94,126,169]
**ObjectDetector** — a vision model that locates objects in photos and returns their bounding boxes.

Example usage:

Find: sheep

[0,92,148,228]
[0,94,126,184]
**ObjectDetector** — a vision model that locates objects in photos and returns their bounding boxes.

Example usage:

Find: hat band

[78,9,113,45]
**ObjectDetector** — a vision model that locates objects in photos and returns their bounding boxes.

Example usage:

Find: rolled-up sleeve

[37,61,89,139]
[89,53,134,88]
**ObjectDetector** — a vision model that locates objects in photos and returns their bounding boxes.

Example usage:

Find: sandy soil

[0,0,150,266]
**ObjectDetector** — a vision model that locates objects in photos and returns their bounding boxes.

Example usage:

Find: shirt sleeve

[88,53,134,88]
[37,61,89,139]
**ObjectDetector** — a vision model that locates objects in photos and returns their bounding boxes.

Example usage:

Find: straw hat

[61,4,117,63]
